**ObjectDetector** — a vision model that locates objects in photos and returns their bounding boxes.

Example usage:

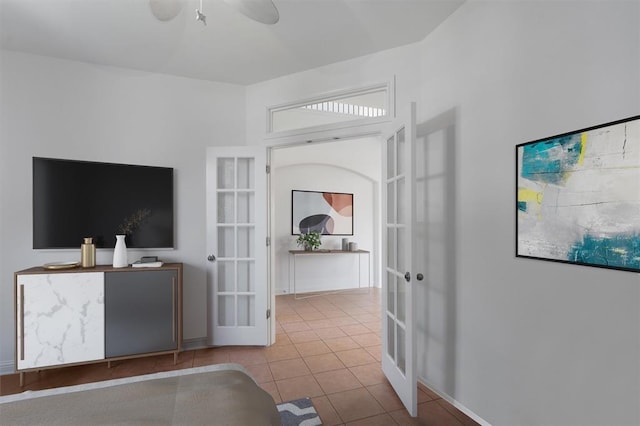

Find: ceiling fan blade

[224,0,279,25]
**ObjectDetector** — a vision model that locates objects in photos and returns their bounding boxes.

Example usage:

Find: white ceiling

[0,0,464,85]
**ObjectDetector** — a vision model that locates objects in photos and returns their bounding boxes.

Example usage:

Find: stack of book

[131,256,163,268]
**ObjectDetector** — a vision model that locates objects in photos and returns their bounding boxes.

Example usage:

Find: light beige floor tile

[324,336,360,352]
[265,344,300,362]
[346,413,397,425]
[312,395,344,426]
[269,358,311,380]
[351,332,381,347]
[367,382,405,412]
[304,353,345,373]
[281,321,312,333]
[295,340,332,357]
[327,387,385,423]
[349,363,386,386]
[339,324,371,336]
[334,348,376,367]
[275,375,324,402]
[288,329,321,344]
[315,327,348,340]
[314,368,363,394]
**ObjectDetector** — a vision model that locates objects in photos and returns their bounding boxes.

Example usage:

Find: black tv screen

[33,157,174,249]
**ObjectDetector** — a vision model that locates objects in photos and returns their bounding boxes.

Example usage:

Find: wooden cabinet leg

[173,352,178,365]
[20,372,24,387]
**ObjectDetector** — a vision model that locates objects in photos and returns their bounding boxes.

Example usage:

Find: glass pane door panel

[218,295,235,326]
[217,193,235,223]
[428,179,445,222]
[397,227,406,273]
[217,158,235,189]
[397,325,406,374]
[217,261,235,292]
[397,128,406,175]
[237,227,254,258]
[387,182,395,223]
[387,137,395,179]
[416,180,426,223]
[387,228,396,270]
[237,260,255,292]
[237,158,255,189]
[397,277,406,323]
[415,136,426,179]
[217,227,235,257]
[238,295,255,326]
[387,271,396,314]
[237,193,255,223]
[397,178,406,224]
[387,316,395,357]
[269,85,389,133]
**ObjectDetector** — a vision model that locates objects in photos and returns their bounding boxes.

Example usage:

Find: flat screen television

[33,157,174,249]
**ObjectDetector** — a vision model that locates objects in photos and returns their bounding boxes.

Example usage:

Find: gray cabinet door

[105,270,177,358]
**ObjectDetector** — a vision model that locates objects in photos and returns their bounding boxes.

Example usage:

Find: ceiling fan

[149,0,279,25]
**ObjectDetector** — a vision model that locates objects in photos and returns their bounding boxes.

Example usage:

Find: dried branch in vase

[117,208,152,235]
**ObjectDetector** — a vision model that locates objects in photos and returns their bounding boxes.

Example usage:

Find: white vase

[112,235,128,268]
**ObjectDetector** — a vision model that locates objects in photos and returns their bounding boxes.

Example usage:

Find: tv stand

[14,263,183,386]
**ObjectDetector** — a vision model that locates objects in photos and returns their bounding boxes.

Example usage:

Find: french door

[206,146,268,346]
[382,103,417,416]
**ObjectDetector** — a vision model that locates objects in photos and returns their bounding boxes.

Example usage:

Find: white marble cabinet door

[16,272,105,370]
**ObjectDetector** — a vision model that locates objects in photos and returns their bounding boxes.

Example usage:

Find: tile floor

[0,288,478,425]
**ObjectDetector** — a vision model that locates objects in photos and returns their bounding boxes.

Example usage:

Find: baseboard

[276,283,380,295]
[0,359,15,376]
[418,379,491,426]
[0,341,211,376]
[181,337,209,351]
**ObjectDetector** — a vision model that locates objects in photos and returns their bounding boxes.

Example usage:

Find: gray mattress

[0,364,280,425]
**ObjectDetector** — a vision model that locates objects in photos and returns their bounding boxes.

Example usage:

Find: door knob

[207,254,216,262]
[404,272,410,282]
[417,273,424,281]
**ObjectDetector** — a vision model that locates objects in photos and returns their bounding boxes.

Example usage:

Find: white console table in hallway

[288,249,371,298]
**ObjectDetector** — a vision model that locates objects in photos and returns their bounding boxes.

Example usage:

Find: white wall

[271,137,381,294]
[0,51,246,372]
[416,1,640,425]
[247,1,640,424]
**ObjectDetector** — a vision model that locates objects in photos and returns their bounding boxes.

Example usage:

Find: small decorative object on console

[80,237,96,268]
[43,261,80,270]
[112,235,128,268]
[132,259,164,268]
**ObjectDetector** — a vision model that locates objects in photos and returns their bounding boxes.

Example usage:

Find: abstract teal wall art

[516,115,640,273]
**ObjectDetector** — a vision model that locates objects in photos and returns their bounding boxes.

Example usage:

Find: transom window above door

[268,83,392,134]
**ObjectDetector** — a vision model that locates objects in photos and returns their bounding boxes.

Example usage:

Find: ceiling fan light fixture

[149,0,182,22]
[195,9,207,25]
[224,0,279,25]
[195,0,207,25]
